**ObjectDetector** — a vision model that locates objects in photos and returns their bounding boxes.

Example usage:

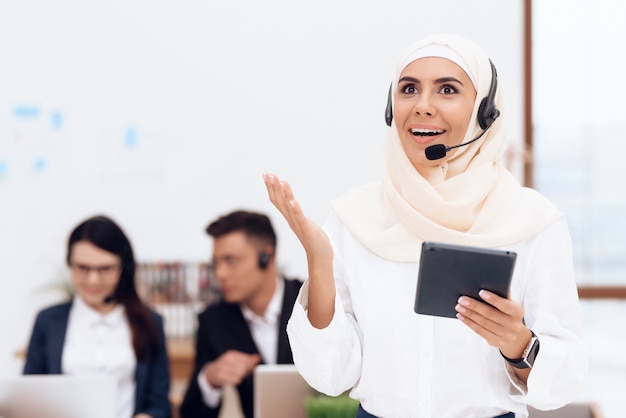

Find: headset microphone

[424,127,490,160]
[104,295,115,304]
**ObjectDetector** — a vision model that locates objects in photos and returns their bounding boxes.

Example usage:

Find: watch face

[525,338,540,367]
[501,332,540,369]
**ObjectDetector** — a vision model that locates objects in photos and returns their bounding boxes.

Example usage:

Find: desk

[167,337,195,418]
[167,337,195,381]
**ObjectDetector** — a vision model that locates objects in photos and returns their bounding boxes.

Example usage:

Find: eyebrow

[72,262,118,268]
[398,76,465,86]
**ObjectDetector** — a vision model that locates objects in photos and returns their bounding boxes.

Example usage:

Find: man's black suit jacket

[179,277,303,418]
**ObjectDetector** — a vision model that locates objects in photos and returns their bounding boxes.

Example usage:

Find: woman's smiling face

[393,56,477,170]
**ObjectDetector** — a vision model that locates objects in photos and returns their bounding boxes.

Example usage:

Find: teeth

[411,128,444,136]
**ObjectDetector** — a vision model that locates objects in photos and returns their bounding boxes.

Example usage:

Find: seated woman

[23,215,171,418]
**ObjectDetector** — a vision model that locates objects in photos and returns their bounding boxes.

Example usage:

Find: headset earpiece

[476,60,501,130]
[258,252,270,269]
[385,83,393,127]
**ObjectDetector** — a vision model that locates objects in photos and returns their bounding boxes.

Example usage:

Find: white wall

[0,0,524,374]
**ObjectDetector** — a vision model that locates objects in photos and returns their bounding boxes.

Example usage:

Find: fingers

[206,351,262,387]
[262,172,333,262]
[455,291,525,348]
[246,354,261,372]
[476,290,513,313]
[263,173,292,207]
[263,173,296,222]
[262,172,307,235]
[455,297,502,337]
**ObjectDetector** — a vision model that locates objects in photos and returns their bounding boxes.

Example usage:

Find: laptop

[0,375,117,418]
[253,364,317,418]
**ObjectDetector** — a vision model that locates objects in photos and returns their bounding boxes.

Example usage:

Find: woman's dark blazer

[23,301,171,418]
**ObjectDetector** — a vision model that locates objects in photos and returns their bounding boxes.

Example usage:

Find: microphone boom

[424,127,489,161]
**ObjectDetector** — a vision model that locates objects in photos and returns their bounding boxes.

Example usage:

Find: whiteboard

[0,0,524,374]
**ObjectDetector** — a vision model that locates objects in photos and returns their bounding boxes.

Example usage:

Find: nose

[213,262,228,283]
[413,94,435,117]
[85,269,101,284]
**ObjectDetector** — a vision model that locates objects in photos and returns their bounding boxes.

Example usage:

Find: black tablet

[414,241,517,318]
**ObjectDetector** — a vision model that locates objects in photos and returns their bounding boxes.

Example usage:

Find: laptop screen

[253,364,316,418]
[0,375,117,418]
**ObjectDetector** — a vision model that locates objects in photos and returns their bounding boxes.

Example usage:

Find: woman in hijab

[263,34,586,417]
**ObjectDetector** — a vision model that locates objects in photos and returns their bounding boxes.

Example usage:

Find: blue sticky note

[125,128,138,148]
[14,106,40,119]
[34,158,46,172]
[51,111,63,129]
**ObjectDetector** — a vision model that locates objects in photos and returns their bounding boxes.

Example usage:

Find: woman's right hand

[262,173,333,264]
[263,172,336,328]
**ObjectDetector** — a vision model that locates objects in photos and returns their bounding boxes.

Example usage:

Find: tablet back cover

[414,242,517,318]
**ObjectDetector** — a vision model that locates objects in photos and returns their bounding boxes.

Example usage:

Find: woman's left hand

[455,290,532,360]
[133,414,152,418]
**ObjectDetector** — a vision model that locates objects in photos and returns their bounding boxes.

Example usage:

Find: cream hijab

[332,34,562,262]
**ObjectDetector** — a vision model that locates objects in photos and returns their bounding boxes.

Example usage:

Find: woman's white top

[62,296,137,418]
[287,212,587,418]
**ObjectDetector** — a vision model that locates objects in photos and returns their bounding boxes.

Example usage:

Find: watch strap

[500,330,540,369]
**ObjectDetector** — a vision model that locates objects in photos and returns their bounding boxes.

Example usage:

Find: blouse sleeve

[286,213,364,396]
[508,219,588,409]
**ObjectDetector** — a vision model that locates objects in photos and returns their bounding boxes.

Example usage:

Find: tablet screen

[414,241,517,318]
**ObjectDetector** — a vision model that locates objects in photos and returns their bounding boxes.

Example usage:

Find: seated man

[180,210,302,418]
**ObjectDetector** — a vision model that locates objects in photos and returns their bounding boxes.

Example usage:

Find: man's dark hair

[206,210,277,249]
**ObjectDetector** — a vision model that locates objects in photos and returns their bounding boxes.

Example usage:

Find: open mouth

[411,128,445,137]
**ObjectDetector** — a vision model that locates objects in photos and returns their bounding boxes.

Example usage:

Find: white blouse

[287,212,587,418]
[63,296,137,418]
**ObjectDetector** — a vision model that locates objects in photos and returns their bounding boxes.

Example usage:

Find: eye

[97,265,118,274]
[440,85,457,95]
[222,256,240,268]
[77,265,90,274]
[400,84,419,95]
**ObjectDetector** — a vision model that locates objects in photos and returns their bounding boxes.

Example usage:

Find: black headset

[258,252,271,269]
[385,59,500,130]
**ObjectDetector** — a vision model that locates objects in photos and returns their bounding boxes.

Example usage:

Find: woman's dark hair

[67,215,159,361]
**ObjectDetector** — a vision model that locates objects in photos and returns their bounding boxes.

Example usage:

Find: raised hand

[262,173,333,264]
[263,172,336,328]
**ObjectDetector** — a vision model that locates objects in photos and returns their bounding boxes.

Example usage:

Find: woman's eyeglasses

[70,263,121,278]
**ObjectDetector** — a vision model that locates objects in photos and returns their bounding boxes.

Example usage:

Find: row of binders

[136,262,221,338]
